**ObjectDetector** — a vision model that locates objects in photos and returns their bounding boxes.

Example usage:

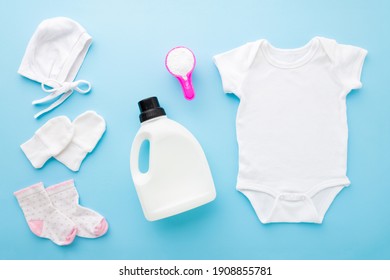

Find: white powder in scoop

[166,47,195,78]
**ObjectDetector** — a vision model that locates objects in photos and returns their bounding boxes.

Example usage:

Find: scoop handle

[177,74,195,100]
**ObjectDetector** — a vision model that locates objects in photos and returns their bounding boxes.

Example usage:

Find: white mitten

[55,111,106,171]
[21,116,74,168]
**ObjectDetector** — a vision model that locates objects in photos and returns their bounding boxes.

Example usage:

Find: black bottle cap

[138,97,166,123]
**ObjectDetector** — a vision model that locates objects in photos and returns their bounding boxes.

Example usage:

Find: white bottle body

[130,116,216,221]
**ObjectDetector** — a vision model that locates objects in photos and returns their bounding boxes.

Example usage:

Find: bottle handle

[130,131,150,186]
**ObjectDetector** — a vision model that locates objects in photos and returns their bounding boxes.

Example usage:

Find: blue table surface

[0,0,389,260]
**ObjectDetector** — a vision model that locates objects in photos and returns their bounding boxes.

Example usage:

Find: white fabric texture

[213,37,367,223]
[14,183,77,246]
[46,180,108,238]
[20,116,74,168]
[18,17,92,118]
[55,111,106,171]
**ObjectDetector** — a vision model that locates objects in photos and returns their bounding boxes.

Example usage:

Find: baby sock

[14,183,77,246]
[55,111,106,171]
[46,180,108,238]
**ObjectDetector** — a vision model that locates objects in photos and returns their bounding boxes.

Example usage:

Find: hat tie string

[32,79,92,118]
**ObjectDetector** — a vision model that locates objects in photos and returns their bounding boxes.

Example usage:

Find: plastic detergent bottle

[130,97,216,221]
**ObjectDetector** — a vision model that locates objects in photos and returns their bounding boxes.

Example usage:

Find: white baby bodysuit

[213,37,367,223]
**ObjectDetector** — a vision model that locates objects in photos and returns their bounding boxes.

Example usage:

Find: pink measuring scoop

[165,46,196,100]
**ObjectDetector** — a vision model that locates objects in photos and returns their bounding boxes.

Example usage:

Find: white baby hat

[18,17,93,118]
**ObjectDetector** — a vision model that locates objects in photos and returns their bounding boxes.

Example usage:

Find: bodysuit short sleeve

[213,41,260,97]
[334,43,368,91]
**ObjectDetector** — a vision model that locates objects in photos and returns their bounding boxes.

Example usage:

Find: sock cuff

[14,182,45,200]
[46,179,75,195]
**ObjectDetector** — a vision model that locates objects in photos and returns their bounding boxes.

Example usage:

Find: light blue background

[0,0,389,260]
